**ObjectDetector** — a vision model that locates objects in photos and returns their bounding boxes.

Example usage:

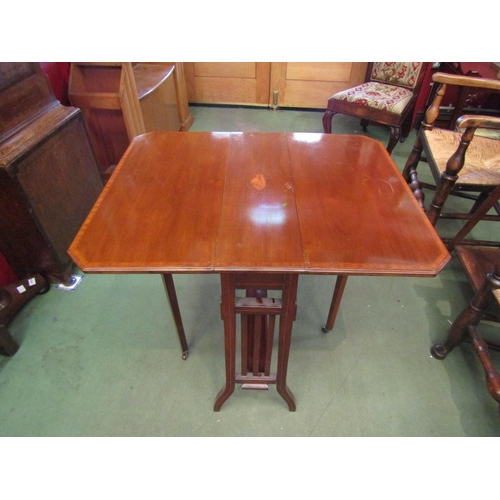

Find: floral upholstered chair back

[370,62,424,89]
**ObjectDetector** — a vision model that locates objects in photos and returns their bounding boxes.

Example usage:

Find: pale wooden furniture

[184,63,368,108]
[403,72,500,246]
[185,63,271,106]
[323,63,429,154]
[270,62,368,109]
[0,62,103,285]
[69,131,450,411]
[69,62,193,179]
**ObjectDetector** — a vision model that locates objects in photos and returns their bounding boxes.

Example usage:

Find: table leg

[214,273,236,411]
[162,274,189,360]
[276,274,298,411]
[322,275,348,332]
[214,273,298,411]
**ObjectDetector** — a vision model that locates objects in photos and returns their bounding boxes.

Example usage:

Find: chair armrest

[432,72,500,91]
[457,115,500,130]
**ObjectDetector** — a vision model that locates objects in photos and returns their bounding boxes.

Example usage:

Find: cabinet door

[184,63,271,106]
[270,62,368,108]
[15,114,103,277]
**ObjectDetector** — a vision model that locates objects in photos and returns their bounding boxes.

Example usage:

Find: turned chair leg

[432,267,500,356]
[467,325,500,409]
[386,126,401,155]
[402,133,423,181]
[402,135,426,209]
[322,109,335,133]
[431,271,494,360]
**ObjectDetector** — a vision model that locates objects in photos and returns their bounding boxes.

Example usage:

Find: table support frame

[214,273,298,411]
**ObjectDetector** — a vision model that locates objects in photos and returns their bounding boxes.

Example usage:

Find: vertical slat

[241,313,248,375]
[172,62,194,130]
[120,63,146,140]
[264,315,276,376]
[214,273,237,412]
[276,274,299,411]
[253,314,262,375]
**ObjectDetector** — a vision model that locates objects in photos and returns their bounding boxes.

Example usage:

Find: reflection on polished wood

[70,132,449,276]
[69,132,450,410]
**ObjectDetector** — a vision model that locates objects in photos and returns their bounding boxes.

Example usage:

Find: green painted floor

[1,106,499,438]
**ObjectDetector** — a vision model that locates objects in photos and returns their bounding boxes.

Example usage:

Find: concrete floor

[1,106,499,439]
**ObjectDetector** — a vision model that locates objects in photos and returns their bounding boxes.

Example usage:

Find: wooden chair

[322,62,428,154]
[430,245,500,415]
[429,168,500,415]
[403,72,500,246]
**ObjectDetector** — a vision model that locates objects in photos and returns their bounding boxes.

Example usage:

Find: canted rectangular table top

[69,131,450,276]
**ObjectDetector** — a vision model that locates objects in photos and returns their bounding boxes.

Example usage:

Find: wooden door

[184,63,271,106]
[270,62,368,108]
[184,62,368,109]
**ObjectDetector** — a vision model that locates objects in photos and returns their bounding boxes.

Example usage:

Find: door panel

[184,62,271,106]
[193,62,256,79]
[270,62,368,108]
[184,62,368,109]
[285,62,354,82]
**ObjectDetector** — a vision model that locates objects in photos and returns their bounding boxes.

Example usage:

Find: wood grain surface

[69,131,450,276]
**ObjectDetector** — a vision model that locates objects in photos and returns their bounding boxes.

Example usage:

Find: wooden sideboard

[68,62,193,178]
[0,63,103,285]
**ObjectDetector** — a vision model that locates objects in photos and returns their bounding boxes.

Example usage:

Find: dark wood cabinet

[0,63,103,285]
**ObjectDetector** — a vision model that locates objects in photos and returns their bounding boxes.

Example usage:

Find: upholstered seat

[323,62,428,155]
[331,81,415,115]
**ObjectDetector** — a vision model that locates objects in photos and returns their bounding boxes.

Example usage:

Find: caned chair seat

[403,72,500,243]
[331,81,414,116]
[423,128,500,188]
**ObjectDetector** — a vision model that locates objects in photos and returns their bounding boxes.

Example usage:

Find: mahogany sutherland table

[69,131,450,411]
